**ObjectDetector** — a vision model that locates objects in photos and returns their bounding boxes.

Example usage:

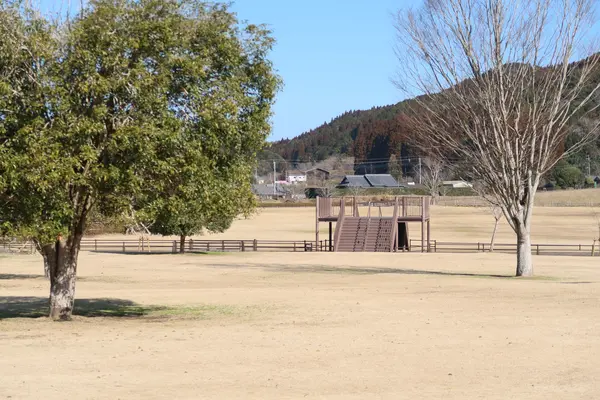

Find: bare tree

[347,185,364,198]
[488,205,503,252]
[473,183,504,252]
[395,0,600,276]
[418,157,447,203]
[321,178,340,198]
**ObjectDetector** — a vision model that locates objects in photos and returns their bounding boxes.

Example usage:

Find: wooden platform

[316,196,431,253]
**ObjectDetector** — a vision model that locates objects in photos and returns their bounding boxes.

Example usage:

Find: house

[337,174,403,189]
[306,168,331,184]
[442,180,473,189]
[252,183,289,200]
[286,170,307,184]
[540,182,556,191]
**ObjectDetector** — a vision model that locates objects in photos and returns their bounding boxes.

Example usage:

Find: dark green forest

[269,56,600,187]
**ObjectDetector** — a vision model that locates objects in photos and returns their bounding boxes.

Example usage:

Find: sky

[231,0,414,141]
[38,0,416,141]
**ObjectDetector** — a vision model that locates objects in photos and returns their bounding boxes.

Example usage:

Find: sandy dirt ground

[2,249,600,399]
[2,206,600,399]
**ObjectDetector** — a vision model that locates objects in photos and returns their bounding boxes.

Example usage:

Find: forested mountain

[269,55,600,184]
[269,102,418,175]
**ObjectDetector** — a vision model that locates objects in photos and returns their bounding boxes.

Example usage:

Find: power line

[257,156,424,164]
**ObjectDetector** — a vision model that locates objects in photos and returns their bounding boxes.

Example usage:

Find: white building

[287,170,307,184]
[442,180,473,189]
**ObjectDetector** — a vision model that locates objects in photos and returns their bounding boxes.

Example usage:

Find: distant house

[540,182,556,191]
[286,170,307,184]
[252,184,289,200]
[442,180,473,189]
[337,174,403,189]
[306,168,331,183]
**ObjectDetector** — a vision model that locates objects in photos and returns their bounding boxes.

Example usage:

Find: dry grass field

[2,205,600,399]
[90,203,600,245]
[198,205,600,244]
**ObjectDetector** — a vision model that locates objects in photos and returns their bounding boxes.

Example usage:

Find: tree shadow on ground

[0,297,158,319]
[88,251,175,256]
[207,262,513,279]
[0,274,45,280]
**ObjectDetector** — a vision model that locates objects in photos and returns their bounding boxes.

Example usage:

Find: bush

[552,161,585,189]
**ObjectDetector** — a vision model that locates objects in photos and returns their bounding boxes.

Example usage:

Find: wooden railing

[4,237,598,257]
[78,239,316,254]
[409,240,599,256]
[0,238,36,254]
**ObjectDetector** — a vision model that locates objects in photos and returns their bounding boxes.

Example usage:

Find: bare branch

[394,0,600,276]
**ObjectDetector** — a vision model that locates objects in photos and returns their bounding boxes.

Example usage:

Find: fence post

[241,240,245,252]
[122,241,126,253]
[536,244,540,255]
[222,240,225,252]
[293,242,297,252]
[172,241,177,254]
[207,242,210,252]
[253,239,258,251]
[189,239,194,252]
[95,239,98,252]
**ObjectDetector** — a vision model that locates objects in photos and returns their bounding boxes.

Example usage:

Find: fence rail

[3,237,599,257]
[78,239,316,254]
[409,240,598,256]
[0,239,35,254]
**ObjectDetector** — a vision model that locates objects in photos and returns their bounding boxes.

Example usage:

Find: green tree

[552,161,585,189]
[0,0,279,320]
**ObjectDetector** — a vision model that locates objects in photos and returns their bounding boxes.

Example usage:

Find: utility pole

[418,157,422,185]
[273,161,277,197]
[587,155,591,176]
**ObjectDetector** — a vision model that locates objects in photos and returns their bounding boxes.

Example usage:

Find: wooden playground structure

[315,196,431,252]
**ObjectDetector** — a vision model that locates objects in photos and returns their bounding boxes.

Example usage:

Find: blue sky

[39,0,415,141]
[232,0,413,141]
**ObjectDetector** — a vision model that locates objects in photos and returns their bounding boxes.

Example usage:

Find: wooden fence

[0,239,36,254]
[409,240,598,256]
[78,239,316,254]
[3,237,599,257]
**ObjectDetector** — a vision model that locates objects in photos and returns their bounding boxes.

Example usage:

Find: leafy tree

[552,161,585,189]
[0,0,279,320]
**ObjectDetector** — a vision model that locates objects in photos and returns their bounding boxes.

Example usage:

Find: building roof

[252,184,288,196]
[338,174,401,188]
[365,174,399,187]
[442,180,473,188]
[287,170,306,176]
[338,175,371,188]
[306,167,330,174]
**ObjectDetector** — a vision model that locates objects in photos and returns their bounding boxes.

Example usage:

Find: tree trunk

[516,228,533,277]
[42,240,79,320]
[489,219,499,252]
[179,234,186,254]
[42,256,51,279]
[33,239,51,279]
